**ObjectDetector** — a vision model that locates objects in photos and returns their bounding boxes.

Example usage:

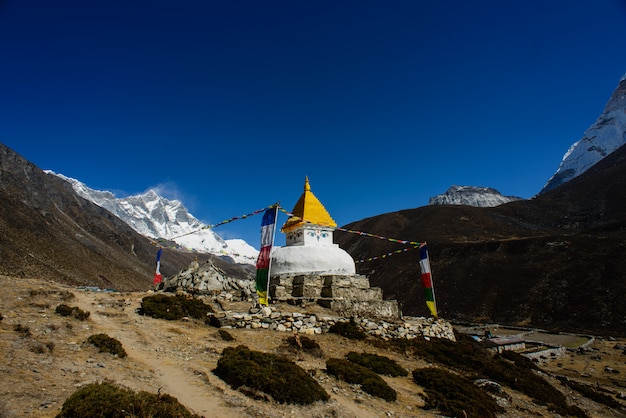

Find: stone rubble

[159,260,255,297]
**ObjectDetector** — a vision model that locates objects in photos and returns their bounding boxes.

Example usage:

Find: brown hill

[336,144,626,336]
[0,143,250,291]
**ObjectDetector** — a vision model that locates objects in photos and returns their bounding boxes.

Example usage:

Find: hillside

[0,143,252,291]
[1,275,624,417]
[336,144,626,336]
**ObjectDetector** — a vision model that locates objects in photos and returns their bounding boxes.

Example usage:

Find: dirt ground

[0,275,624,417]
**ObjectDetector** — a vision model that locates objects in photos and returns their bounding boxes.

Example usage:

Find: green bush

[213,345,329,404]
[413,367,503,418]
[55,304,90,321]
[138,294,213,321]
[328,318,367,340]
[87,334,127,358]
[346,351,408,377]
[56,382,201,418]
[218,329,234,341]
[326,358,397,401]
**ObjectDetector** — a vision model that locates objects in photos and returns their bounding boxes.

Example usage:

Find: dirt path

[71,292,241,417]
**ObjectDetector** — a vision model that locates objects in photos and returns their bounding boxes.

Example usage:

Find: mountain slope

[0,143,252,290]
[542,74,626,192]
[336,144,626,336]
[52,173,258,265]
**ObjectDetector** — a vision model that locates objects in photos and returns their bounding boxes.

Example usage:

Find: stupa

[270,177,356,276]
[269,177,400,319]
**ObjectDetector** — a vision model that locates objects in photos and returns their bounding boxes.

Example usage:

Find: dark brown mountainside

[336,144,626,336]
[0,143,250,290]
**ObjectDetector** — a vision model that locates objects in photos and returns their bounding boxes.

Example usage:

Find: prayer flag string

[277,206,423,248]
[153,203,278,246]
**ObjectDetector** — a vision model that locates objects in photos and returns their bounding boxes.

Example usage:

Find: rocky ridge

[428,185,522,207]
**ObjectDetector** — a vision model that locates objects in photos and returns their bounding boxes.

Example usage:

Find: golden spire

[281,177,337,232]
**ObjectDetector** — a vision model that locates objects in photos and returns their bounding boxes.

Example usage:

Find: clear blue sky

[2,1,625,247]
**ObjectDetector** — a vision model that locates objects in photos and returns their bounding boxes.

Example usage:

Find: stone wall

[208,306,455,341]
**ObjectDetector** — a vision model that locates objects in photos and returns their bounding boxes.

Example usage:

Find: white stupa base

[271,245,356,276]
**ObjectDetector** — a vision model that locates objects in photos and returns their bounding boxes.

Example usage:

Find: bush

[213,345,329,404]
[346,352,408,377]
[87,334,127,358]
[413,367,503,418]
[383,334,588,416]
[138,294,213,321]
[13,324,31,337]
[56,382,201,418]
[218,329,234,341]
[328,318,367,340]
[286,335,323,357]
[326,358,397,401]
[55,304,90,321]
[205,315,222,328]
[501,349,541,371]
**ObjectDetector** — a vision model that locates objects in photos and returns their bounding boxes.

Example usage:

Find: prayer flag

[255,206,277,305]
[419,244,437,317]
[153,248,163,285]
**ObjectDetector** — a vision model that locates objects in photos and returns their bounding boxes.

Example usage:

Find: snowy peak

[542,74,626,193]
[428,185,522,207]
[49,172,258,265]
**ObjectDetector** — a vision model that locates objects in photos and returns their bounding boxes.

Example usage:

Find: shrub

[328,318,367,340]
[138,294,213,321]
[55,304,90,321]
[346,352,408,377]
[56,382,201,418]
[30,342,47,354]
[205,315,222,328]
[87,334,127,358]
[385,334,587,416]
[13,324,31,337]
[501,349,541,371]
[326,358,397,401]
[213,345,329,404]
[286,335,323,357]
[218,329,234,341]
[413,367,504,418]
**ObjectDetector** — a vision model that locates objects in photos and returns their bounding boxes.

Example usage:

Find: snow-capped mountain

[50,172,258,264]
[542,74,626,193]
[428,185,522,207]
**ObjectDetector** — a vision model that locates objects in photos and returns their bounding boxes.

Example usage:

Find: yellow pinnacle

[281,177,337,232]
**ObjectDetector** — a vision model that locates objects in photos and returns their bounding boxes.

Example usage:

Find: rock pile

[159,260,254,296]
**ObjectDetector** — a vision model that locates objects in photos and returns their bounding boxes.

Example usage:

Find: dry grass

[0,274,624,418]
